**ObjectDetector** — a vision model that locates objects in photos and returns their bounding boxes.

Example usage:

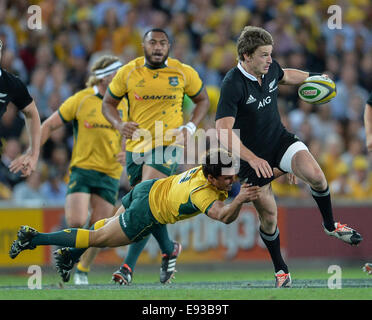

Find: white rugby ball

[298,75,337,104]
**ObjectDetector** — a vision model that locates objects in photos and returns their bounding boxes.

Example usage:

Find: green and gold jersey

[108,56,203,153]
[148,166,228,224]
[58,86,128,179]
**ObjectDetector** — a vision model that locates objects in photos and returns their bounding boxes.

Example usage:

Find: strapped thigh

[279,141,308,174]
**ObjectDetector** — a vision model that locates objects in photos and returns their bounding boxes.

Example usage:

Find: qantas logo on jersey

[134,93,177,101]
[257,96,272,109]
[84,120,114,130]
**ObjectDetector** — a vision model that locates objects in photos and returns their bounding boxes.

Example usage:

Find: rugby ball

[298,75,337,104]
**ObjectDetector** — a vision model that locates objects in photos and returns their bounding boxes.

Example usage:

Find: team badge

[168,76,179,86]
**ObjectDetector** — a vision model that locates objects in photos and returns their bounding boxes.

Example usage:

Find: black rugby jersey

[0,68,33,119]
[216,60,285,158]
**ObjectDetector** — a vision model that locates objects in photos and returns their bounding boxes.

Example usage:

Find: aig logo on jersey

[257,96,272,109]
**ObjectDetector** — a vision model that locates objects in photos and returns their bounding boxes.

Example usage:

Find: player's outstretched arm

[40,110,64,146]
[206,184,260,224]
[280,69,310,85]
[9,101,41,177]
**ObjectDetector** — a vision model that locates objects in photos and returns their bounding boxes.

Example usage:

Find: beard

[144,49,169,67]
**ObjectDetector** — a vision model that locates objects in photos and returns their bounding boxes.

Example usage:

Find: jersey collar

[93,85,103,99]
[237,62,264,81]
[144,58,168,69]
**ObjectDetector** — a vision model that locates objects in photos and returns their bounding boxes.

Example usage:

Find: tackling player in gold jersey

[9,149,261,286]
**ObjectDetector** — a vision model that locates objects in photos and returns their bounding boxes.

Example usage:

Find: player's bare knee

[258,210,277,232]
[308,167,327,190]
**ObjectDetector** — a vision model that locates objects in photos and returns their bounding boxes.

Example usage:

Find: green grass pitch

[1,265,372,300]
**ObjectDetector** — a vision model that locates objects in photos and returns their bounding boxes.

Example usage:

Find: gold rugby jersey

[58,86,128,179]
[108,56,203,153]
[148,166,228,224]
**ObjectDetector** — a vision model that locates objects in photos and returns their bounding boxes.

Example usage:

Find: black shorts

[238,130,300,187]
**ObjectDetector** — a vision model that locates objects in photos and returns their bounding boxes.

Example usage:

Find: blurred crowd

[0,0,372,206]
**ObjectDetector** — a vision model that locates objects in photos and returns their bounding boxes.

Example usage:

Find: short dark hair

[202,149,237,179]
[143,28,170,42]
[237,26,273,61]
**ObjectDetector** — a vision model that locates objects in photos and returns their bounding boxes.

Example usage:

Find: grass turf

[0,266,372,300]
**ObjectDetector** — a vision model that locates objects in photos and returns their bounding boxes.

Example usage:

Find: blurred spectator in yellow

[271,174,303,199]
[94,7,120,53]
[203,22,237,75]
[347,155,372,200]
[112,8,142,57]
[0,1,18,53]
[329,162,351,198]
[342,137,365,168]
[0,179,12,200]
[320,134,348,183]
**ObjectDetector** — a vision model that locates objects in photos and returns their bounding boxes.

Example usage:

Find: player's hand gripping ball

[298,75,336,104]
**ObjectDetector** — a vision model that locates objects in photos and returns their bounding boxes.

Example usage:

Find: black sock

[310,186,335,232]
[259,227,288,274]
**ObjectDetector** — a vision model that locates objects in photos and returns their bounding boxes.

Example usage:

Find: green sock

[125,237,149,270]
[123,225,174,270]
[30,229,79,247]
[30,228,90,248]
[152,224,174,255]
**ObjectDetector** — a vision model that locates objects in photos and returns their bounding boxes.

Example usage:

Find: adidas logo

[246,95,256,104]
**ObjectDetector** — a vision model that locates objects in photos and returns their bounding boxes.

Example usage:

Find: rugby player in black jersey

[0,39,41,177]
[215,26,362,288]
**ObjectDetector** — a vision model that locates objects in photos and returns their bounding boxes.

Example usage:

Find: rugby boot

[160,241,182,284]
[323,222,362,246]
[112,264,132,285]
[9,225,38,259]
[275,270,292,288]
[54,248,75,283]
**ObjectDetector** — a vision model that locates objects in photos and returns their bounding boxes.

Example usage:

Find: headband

[94,61,123,79]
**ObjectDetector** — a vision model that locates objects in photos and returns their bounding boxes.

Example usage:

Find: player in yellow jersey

[9,149,261,285]
[39,55,127,284]
[101,28,210,284]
